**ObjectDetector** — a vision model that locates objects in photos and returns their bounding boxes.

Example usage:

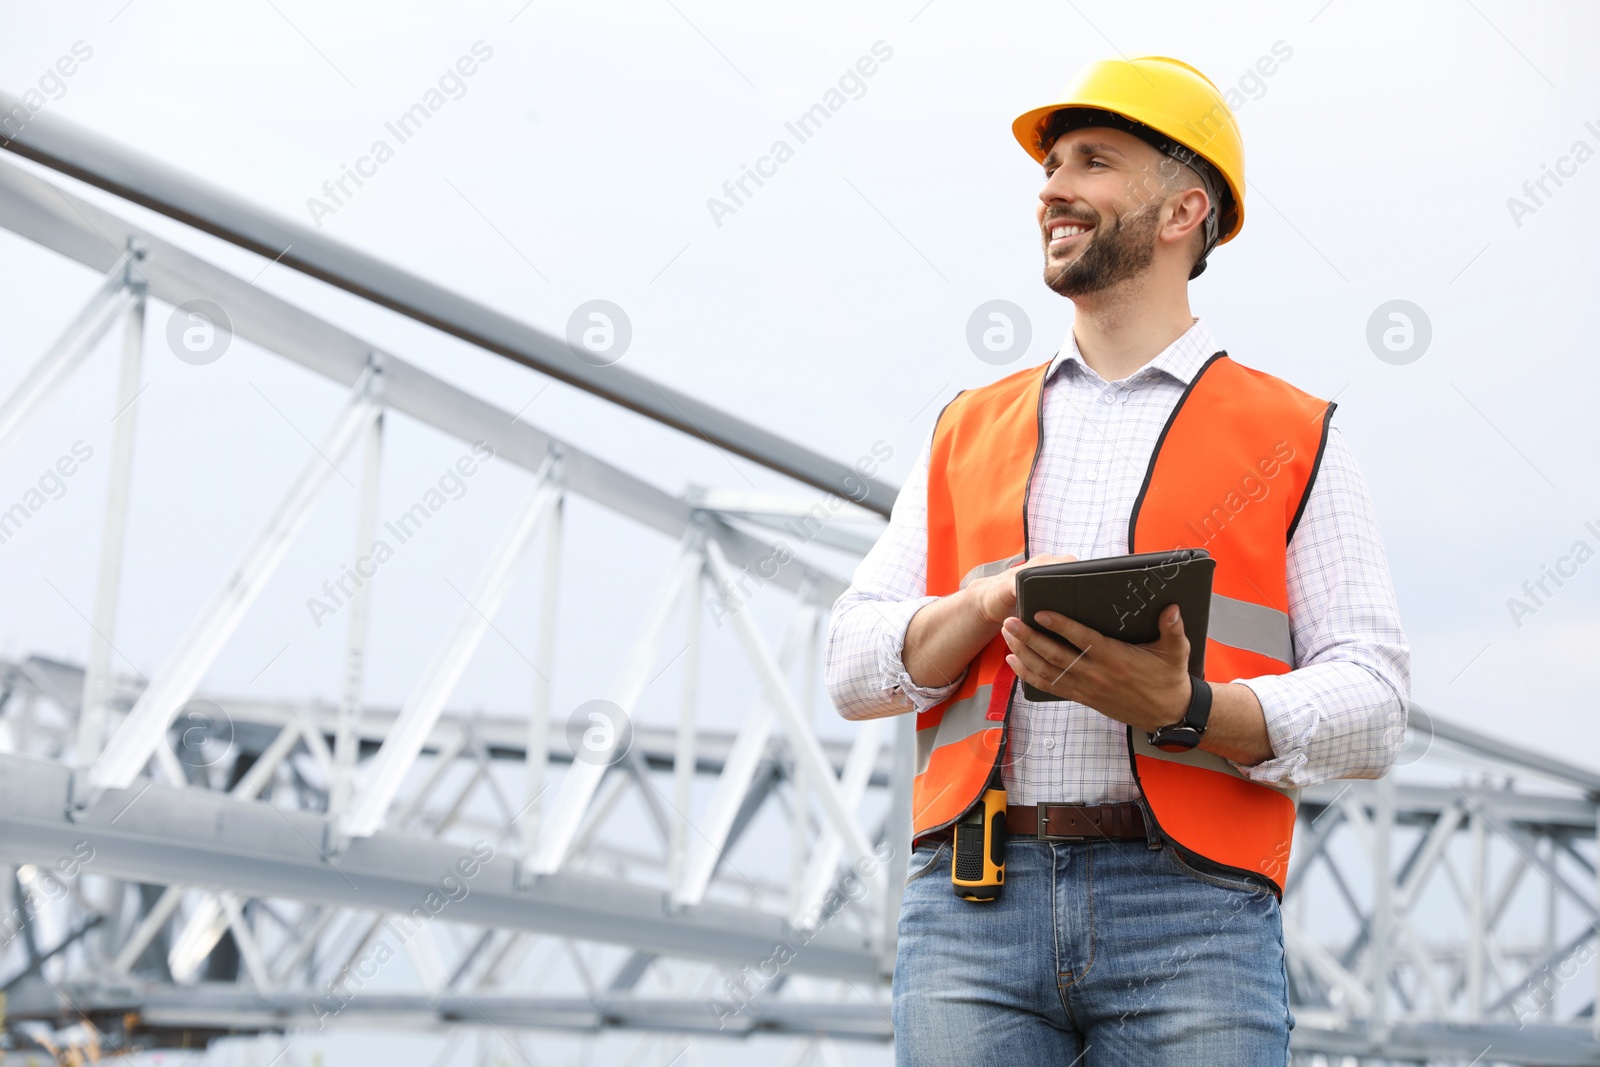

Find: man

[825,55,1409,1064]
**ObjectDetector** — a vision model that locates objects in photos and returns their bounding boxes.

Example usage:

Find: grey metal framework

[0,89,899,519]
[0,102,1595,1067]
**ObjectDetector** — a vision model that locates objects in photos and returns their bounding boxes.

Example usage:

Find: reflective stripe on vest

[1209,592,1294,665]
[913,350,1334,896]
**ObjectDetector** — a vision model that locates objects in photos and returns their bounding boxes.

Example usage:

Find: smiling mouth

[1046,220,1093,252]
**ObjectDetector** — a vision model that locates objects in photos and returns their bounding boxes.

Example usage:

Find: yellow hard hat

[1012,56,1246,253]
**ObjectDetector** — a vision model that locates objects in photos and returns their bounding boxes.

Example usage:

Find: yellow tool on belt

[951,773,1008,901]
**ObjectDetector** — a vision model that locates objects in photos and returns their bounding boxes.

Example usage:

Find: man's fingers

[1005,646,1073,694]
[1004,617,1070,664]
[1003,620,1082,675]
[1006,636,1089,695]
[1033,610,1103,650]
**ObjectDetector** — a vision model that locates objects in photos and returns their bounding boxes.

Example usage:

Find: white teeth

[1051,225,1088,239]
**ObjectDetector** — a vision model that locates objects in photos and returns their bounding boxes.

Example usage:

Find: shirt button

[1044,737,1055,749]
[1099,389,1116,404]
[1085,467,1099,481]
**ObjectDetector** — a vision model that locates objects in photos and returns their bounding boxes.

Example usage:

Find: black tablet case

[1014,548,1215,703]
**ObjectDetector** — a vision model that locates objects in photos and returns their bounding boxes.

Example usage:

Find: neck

[1068,273,1196,382]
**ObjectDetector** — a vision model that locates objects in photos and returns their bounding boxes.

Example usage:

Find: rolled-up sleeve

[1231,424,1411,785]
[826,434,967,721]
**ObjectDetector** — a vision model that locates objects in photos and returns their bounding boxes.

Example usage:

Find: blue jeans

[892,835,1292,1065]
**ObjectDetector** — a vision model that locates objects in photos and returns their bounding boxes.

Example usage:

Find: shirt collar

[1046,317,1220,387]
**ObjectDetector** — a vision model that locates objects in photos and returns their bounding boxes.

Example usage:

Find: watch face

[1152,727,1202,753]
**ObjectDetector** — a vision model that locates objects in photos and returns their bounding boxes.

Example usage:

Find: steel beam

[521,459,563,867]
[0,251,133,465]
[672,607,803,908]
[1425,711,1600,796]
[138,722,307,978]
[77,259,147,763]
[1289,1021,1600,1066]
[0,753,881,981]
[330,396,385,817]
[84,368,383,795]
[528,542,703,876]
[795,716,883,921]
[5,657,891,785]
[0,97,899,516]
[1,986,895,1042]
[3,988,1597,1063]
[338,461,559,841]
[705,539,885,907]
[0,157,852,606]
[668,549,702,895]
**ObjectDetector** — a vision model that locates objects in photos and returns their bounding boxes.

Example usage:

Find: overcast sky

[0,1,1597,1061]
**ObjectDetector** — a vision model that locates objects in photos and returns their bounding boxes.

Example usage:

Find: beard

[1042,198,1161,298]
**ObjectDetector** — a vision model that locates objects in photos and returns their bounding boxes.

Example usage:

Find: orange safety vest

[914,350,1334,895]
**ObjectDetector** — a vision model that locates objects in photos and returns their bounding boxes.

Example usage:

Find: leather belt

[918,801,1148,847]
[1008,802,1147,841]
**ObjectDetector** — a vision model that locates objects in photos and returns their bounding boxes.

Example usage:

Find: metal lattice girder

[329,407,385,818]
[122,721,308,977]
[527,540,705,877]
[76,266,147,765]
[3,681,1599,1058]
[0,987,896,1043]
[337,458,560,842]
[1284,775,1599,1046]
[704,538,887,901]
[0,656,891,785]
[0,250,137,464]
[1290,1022,1600,1067]
[0,91,898,516]
[0,156,849,609]
[0,753,883,981]
[85,366,384,796]
[673,601,810,908]
[9,990,1596,1062]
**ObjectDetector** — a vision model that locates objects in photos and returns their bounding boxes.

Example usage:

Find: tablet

[1014,548,1214,703]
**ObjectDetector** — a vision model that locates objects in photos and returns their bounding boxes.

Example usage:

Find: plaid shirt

[825,318,1411,804]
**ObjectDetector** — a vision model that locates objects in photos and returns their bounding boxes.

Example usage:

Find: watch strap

[1150,674,1212,752]
[1183,673,1213,733]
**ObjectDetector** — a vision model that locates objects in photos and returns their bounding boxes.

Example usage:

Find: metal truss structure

[0,100,1596,1067]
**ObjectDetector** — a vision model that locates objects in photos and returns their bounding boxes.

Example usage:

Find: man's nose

[1039,175,1080,211]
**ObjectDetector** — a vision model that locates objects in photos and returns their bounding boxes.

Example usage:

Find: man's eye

[1088,159,1107,169]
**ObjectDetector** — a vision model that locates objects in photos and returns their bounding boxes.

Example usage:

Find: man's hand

[1001,602,1192,734]
[971,554,1080,625]
[902,554,1076,691]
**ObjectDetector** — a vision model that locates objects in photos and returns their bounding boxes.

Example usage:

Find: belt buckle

[1037,802,1090,842]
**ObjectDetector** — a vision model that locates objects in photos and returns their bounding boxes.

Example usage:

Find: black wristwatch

[1150,674,1212,752]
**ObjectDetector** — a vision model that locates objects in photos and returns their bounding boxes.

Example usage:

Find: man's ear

[1166,186,1211,243]
[1161,185,1211,264]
